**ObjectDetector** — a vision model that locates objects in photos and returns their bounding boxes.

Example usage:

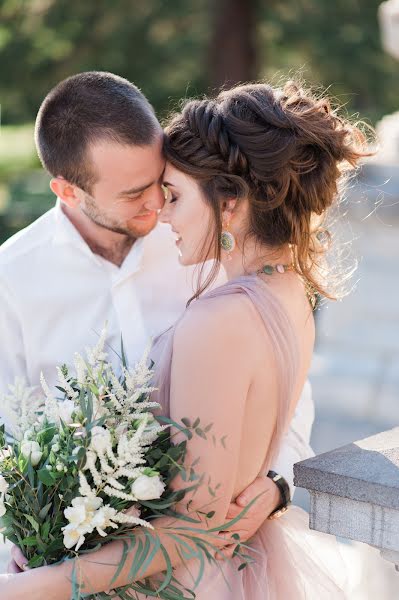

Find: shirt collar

[53,198,145,279]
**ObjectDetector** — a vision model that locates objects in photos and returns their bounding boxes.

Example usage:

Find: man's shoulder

[0,207,56,267]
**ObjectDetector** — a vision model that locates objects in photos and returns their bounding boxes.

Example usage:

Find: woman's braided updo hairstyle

[164,81,370,302]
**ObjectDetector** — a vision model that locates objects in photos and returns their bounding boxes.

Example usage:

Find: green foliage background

[0,0,397,241]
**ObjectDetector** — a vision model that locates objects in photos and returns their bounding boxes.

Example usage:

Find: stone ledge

[294,427,399,510]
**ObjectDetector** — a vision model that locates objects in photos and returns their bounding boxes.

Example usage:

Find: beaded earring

[221,218,235,260]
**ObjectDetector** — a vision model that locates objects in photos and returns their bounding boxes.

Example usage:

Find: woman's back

[152,271,314,502]
[151,274,346,600]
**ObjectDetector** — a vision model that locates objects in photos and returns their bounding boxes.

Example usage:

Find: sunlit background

[1,1,399,597]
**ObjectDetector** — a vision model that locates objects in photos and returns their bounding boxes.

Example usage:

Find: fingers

[235,476,269,507]
[225,503,243,520]
[7,559,22,574]
[11,545,28,571]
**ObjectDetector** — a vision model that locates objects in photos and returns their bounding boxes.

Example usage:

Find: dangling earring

[221,218,235,261]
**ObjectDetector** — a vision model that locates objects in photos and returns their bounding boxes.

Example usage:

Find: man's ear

[50,177,81,209]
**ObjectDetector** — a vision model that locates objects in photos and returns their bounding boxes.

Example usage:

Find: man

[0,72,314,571]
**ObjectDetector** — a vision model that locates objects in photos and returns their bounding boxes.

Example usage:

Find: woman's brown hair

[163,80,371,304]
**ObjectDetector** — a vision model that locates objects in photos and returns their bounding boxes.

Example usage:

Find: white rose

[23,429,34,440]
[131,474,165,501]
[20,440,43,467]
[58,399,75,424]
[90,426,112,454]
[0,476,9,494]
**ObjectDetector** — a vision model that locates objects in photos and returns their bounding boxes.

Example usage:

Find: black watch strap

[267,470,291,519]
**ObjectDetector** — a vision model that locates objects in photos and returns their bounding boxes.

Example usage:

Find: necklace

[256,263,294,275]
[256,262,318,310]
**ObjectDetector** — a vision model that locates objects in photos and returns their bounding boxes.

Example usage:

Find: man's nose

[145,186,165,212]
[158,202,170,224]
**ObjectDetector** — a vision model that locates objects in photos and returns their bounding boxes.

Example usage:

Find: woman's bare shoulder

[173,292,265,365]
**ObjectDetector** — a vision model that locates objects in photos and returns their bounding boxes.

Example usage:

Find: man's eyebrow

[117,182,154,197]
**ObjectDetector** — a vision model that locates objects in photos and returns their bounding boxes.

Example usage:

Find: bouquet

[0,330,252,599]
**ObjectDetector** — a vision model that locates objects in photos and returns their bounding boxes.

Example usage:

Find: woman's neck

[221,241,293,281]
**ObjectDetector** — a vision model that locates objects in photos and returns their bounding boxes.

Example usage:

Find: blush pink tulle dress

[150,274,348,599]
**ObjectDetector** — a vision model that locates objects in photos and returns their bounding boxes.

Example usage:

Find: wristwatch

[266,470,291,520]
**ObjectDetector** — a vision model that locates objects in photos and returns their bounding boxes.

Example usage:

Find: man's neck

[61,203,135,267]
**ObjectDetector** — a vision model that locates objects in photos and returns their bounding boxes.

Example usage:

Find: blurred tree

[0,0,398,126]
[208,0,258,89]
[260,0,399,124]
[0,0,210,123]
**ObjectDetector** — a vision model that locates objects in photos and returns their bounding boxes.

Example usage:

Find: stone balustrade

[294,427,399,570]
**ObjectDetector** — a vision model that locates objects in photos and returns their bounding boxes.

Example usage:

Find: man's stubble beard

[81,193,155,240]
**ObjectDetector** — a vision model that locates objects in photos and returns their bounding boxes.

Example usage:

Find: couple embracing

[0,71,367,598]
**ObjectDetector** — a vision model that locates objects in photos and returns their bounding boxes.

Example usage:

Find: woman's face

[159,164,215,266]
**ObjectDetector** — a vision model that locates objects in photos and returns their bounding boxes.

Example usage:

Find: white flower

[58,399,75,425]
[0,476,9,494]
[86,327,108,366]
[0,377,42,441]
[131,474,165,501]
[63,525,86,551]
[90,426,112,454]
[0,447,11,460]
[91,505,118,536]
[62,496,104,550]
[20,440,43,467]
[73,352,87,385]
[64,501,88,527]
[0,475,9,518]
[23,429,34,440]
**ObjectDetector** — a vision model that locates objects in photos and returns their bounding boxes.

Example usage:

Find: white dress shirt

[0,201,314,495]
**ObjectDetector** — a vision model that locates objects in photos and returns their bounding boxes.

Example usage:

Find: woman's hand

[8,544,28,573]
[216,476,280,559]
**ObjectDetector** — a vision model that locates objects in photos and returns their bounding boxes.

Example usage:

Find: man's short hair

[35,71,161,192]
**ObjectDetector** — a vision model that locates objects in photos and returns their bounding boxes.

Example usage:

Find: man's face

[78,134,166,239]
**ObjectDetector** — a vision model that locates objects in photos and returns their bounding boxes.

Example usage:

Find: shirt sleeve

[0,275,28,432]
[270,380,315,498]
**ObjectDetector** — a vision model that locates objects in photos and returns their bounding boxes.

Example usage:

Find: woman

[0,80,368,598]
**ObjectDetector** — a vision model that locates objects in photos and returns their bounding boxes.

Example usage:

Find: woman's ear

[221,198,237,224]
[50,177,81,209]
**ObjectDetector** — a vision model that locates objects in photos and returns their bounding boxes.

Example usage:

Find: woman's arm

[3,296,265,599]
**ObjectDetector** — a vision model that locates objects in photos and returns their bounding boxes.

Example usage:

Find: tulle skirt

[171,506,348,599]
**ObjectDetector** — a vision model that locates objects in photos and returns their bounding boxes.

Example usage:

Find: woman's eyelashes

[162,184,178,204]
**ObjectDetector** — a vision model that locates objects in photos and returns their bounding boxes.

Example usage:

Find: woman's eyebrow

[162,181,176,188]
